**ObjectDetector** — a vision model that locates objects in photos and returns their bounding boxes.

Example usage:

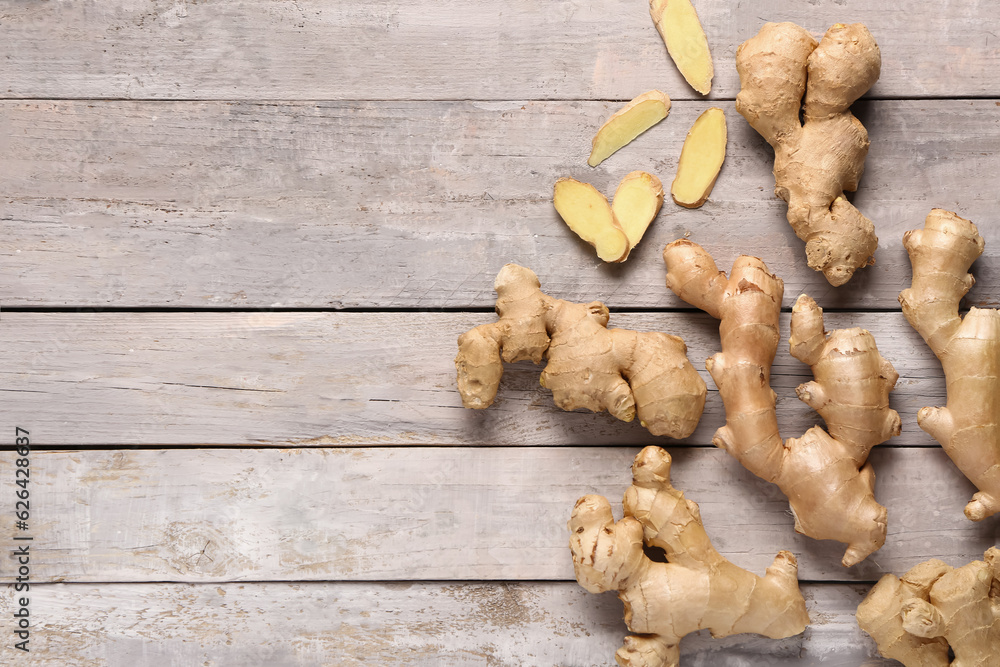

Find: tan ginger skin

[569,446,809,667]
[857,547,1000,667]
[736,22,882,286]
[900,210,1000,521]
[663,240,900,566]
[455,264,706,438]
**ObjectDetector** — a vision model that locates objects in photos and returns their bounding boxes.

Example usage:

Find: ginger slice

[588,90,671,167]
[671,107,726,208]
[612,171,663,259]
[553,177,629,262]
[649,0,714,95]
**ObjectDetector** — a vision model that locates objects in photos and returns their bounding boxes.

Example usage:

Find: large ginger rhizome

[455,263,707,438]
[899,209,1000,522]
[662,240,901,567]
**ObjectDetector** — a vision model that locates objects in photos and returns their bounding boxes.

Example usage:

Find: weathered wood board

[4,99,999,309]
[0,582,891,666]
[0,310,948,446]
[0,0,997,100]
[0,447,994,583]
[4,0,1000,664]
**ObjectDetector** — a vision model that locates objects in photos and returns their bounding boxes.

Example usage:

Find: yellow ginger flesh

[455,264,706,438]
[612,171,664,257]
[553,177,630,262]
[648,0,713,95]
[671,107,727,209]
[857,547,1000,667]
[569,446,809,667]
[664,240,900,566]
[735,22,882,286]
[589,90,671,167]
[899,209,1000,521]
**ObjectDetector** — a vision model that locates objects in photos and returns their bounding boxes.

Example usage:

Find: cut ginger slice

[588,90,671,167]
[671,107,726,208]
[612,171,663,260]
[649,0,714,95]
[553,177,630,263]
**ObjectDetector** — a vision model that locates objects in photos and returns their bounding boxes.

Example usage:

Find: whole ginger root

[664,240,900,566]
[736,22,882,286]
[455,264,707,438]
[899,209,1000,521]
[569,446,809,667]
[857,547,1000,666]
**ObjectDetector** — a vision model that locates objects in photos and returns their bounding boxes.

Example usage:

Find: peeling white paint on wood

[0,0,996,100]
[0,311,956,447]
[2,100,1000,309]
[0,582,893,666]
[0,447,994,583]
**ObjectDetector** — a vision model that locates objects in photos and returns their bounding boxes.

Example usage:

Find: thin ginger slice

[553,177,629,262]
[588,90,671,167]
[649,0,714,95]
[671,107,726,208]
[612,171,663,259]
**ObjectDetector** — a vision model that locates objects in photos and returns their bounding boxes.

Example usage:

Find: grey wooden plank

[0,582,890,666]
[0,311,949,446]
[0,446,994,583]
[3,99,999,309]
[0,0,997,100]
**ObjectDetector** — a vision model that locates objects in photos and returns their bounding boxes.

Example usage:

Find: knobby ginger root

[649,0,713,95]
[736,22,881,286]
[899,209,1000,521]
[612,171,664,257]
[553,178,630,262]
[589,90,671,167]
[671,107,726,208]
[857,547,1000,667]
[455,264,706,438]
[569,446,809,667]
[664,240,900,565]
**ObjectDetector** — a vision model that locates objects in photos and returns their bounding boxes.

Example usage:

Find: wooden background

[2,0,999,664]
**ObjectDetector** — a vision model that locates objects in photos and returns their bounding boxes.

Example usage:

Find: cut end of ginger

[612,171,663,259]
[588,90,671,167]
[649,0,714,95]
[553,177,630,262]
[671,107,726,208]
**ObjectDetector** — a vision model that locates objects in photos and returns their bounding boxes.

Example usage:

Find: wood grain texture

[0,310,950,446]
[0,582,892,666]
[0,0,997,101]
[0,447,995,583]
[4,99,999,309]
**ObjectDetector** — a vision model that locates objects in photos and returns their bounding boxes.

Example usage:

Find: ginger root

[899,209,1000,521]
[589,90,671,167]
[664,240,900,565]
[569,446,809,667]
[649,0,713,95]
[671,107,726,208]
[736,22,881,286]
[456,264,706,438]
[857,547,1000,667]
